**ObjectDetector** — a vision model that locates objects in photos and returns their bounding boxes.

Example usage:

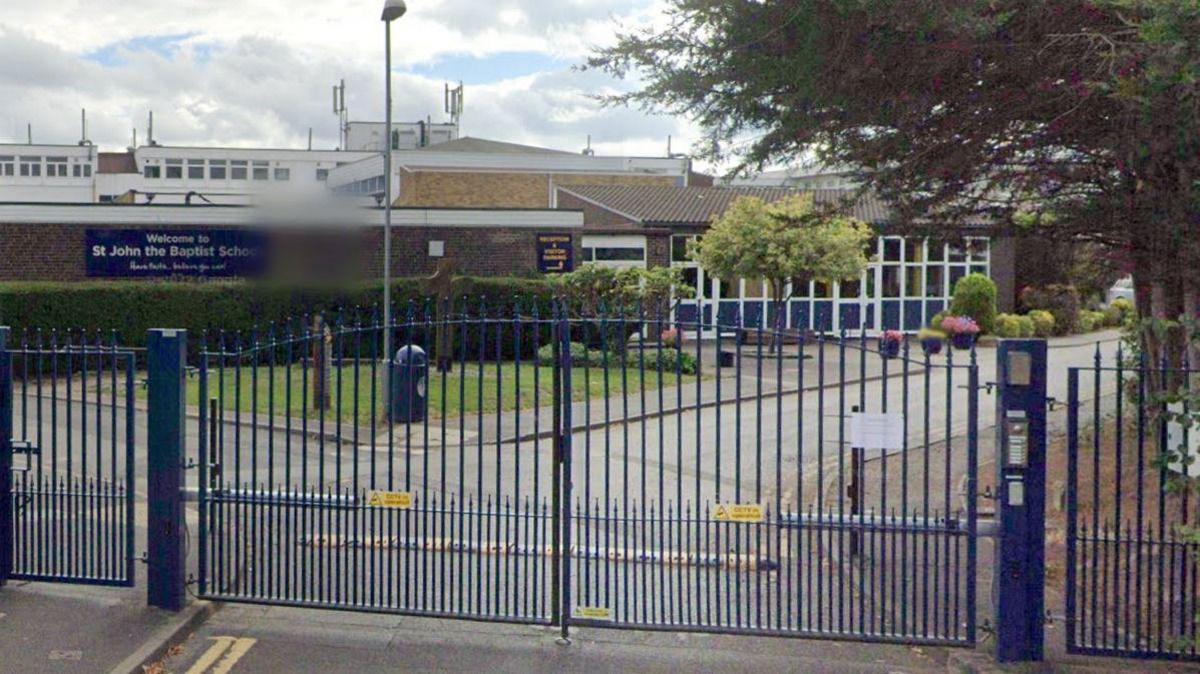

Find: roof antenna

[581,134,594,156]
[148,111,155,146]
[308,127,313,151]
[27,123,32,144]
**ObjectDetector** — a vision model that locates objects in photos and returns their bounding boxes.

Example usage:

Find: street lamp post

[381,0,406,360]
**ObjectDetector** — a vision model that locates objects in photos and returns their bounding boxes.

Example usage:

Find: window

[0,156,13,176]
[840,278,861,298]
[209,160,227,180]
[316,168,329,181]
[593,247,644,261]
[187,160,205,179]
[789,277,810,298]
[813,281,832,299]
[274,168,290,181]
[143,164,161,179]
[20,157,41,177]
[671,235,695,263]
[72,163,92,177]
[581,247,594,262]
[881,266,901,298]
[742,277,766,299]
[904,239,924,263]
[231,161,247,180]
[165,159,183,179]
[883,238,902,262]
[925,266,945,298]
[252,161,269,180]
[46,157,68,177]
[904,266,924,296]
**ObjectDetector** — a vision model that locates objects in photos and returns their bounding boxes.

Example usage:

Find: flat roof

[0,202,584,228]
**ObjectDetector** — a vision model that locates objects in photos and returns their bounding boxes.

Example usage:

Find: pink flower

[941,316,980,335]
[881,330,905,343]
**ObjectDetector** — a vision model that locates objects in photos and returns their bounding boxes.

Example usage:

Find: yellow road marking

[185,636,256,674]
[184,637,234,674]
[211,637,257,674]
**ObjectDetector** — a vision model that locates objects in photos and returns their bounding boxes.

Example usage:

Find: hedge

[0,278,559,360]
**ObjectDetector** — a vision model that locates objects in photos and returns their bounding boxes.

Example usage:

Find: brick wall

[0,222,583,282]
[398,171,677,209]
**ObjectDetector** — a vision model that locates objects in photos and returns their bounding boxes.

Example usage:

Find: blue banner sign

[86,229,268,278]
[536,233,573,273]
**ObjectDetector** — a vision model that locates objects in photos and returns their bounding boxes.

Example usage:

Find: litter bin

[390,345,428,422]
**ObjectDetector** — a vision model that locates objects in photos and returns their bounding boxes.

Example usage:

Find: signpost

[536,233,574,273]
[86,229,267,278]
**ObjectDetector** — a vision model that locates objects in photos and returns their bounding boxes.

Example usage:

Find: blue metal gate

[192,303,978,645]
[1,328,137,587]
[1066,348,1200,660]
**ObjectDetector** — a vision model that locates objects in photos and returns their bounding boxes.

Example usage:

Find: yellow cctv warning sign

[574,606,613,620]
[713,503,764,523]
[366,490,413,509]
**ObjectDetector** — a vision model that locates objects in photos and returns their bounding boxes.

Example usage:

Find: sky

[0,0,705,164]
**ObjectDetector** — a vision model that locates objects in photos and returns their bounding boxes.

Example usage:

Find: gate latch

[12,440,39,456]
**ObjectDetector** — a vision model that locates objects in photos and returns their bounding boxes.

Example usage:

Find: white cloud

[0,0,711,166]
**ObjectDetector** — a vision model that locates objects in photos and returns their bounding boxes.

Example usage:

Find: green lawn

[169,362,694,425]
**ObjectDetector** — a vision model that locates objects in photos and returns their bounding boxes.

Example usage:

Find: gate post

[992,339,1047,662]
[147,329,187,611]
[0,327,12,587]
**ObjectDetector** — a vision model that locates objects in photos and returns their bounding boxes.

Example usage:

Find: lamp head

[381,0,407,22]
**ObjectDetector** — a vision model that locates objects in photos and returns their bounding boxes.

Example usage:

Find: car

[1106,276,1135,305]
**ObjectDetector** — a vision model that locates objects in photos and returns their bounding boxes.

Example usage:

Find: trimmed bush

[1017,315,1036,338]
[1028,310,1056,338]
[994,313,1023,338]
[0,277,558,361]
[1020,284,1081,335]
[949,273,997,334]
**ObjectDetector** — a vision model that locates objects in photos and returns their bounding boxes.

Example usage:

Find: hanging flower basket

[878,330,904,359]
[918,328,945,355]
[951,332,976,350]
[941,316,980,351]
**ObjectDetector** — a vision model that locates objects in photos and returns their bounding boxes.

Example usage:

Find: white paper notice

[850,412,905,451]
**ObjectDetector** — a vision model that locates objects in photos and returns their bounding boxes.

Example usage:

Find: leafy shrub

[537,341,602,366]
[1020,284,1081,335]
[1028,310,1056,338]
[1106,297,1134,326]
[994,313,1023,338]
[1079,309,1111,332]
[644,347,698,375]
[949,273,997,334]
[929,312,946,330]
[1016,315,1036,338]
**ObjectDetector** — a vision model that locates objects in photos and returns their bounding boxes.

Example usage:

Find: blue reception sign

[536,233,573,273]
[86,229,268,278]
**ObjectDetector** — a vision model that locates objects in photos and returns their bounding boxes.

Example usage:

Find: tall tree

[589,0,1200,356]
